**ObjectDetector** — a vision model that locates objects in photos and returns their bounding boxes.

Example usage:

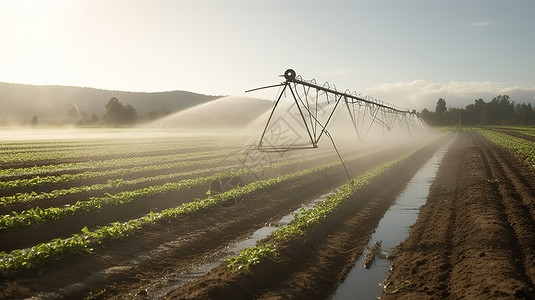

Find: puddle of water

[332,142,451,300]
[148,190,336,298]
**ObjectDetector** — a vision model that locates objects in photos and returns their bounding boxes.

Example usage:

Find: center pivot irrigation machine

[215,69,427,191]
[247,69,427,152]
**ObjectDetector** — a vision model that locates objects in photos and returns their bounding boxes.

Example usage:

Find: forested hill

[0,82,222,124]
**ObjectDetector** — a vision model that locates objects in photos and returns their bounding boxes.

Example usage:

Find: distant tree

[104,97,137,126]
[480,98,500,125]
[434,98,448,125]
[495,95,514,125]
[420,108,435,125]
[31,116,38,126]
[420,94,535,126]
[435,98,447,114]
[446,108,463,125]
[464,99,485,125]
[514,103,535,125]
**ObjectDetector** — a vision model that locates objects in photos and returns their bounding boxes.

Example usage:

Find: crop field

[0,127,534,299]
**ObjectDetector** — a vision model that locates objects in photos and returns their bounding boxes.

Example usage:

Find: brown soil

[3,131,533,299]
[0,138,432,299]
[164,135,446,300]
[382,131,535,299]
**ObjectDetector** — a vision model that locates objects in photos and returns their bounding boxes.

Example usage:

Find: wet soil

[4,132,532,299]
[165,135,447,300]
[0,139,432,299]
[382,131,535,299]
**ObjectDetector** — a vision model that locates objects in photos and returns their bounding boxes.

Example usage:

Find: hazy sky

[1,0,534,110]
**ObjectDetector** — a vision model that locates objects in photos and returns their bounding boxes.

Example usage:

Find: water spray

[246,69,428,180]
[247,69,426,151]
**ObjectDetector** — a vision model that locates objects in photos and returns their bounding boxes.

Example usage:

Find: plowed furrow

[383,132,535,299]
[0,153,366,299]
[382,134,463,299]
[474,134,535,285]
[166,135,449,300]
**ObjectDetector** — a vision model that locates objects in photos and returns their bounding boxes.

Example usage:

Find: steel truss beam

[247,69,427,151]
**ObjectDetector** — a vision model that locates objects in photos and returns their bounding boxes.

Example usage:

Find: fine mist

[244,92,432,153]
[149,96,272,132]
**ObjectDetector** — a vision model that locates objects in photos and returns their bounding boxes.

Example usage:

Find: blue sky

[1,0,534,110]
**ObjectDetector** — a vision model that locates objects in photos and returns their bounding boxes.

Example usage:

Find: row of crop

[514,128,535,137]
[0,148,324,208]
[0,149,223,179]
[0,148,348,230]
[0,139,234,164]
[0,167,221,208]
[477,129,535,169]
[485,126,535,139]
[0,152,238,191]
[0,140,182,153]
[0,147,371,272]
[0,140,114,151]
[226,145,422,272]
[0,132,246,149]
[0,136,219,152]
[0,139,178,154]
[491,126,535,133]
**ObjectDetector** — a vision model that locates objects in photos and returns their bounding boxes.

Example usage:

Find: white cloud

[364,80,535,111]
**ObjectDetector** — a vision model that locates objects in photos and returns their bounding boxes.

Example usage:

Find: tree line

[66,97,169,127]
[420,95,535,126]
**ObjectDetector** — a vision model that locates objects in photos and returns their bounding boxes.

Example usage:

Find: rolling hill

[0,82,222,124]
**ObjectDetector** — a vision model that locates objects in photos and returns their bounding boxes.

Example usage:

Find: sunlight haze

[1,0,534,110]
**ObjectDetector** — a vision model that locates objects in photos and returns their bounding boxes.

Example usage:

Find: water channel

[331,141,451,299]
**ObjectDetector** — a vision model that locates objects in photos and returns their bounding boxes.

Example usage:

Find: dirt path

[382,131,535,299]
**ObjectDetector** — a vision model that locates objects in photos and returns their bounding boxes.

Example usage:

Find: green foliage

[0,152,226,190]
[226,245,275,272]
[0,146,348,231]
[485,178,500,185]
[273,148,417,241]
[0,135,435,273]
[389,279,412,294]
[104,97,137,126]
[0,148,363,271]
[0,163,224,208]
[421,95,535,126]
[477,128,535,169]
[0,236,90,271]
[85,288,107,300]
[226,144,427,274]
[0,139,220,164]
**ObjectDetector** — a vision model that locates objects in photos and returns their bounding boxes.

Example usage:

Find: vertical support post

[258,83,288,148]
